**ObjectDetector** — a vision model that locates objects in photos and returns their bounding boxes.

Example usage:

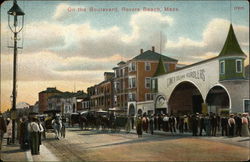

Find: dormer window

[220,61,225,74]
[236,59,242,73]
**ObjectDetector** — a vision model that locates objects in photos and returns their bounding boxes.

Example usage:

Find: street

[1,127,249,161]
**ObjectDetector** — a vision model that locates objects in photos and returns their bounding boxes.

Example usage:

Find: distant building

[47,91,88,115]
[88,72,114,111]
[38,87,62,113]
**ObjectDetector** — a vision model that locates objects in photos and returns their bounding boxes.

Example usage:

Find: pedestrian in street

[221,115,228,136]
[204,114,211,136]
[241,113,249,137]
[169,115,176,134]
[6,118,12,145]
[136,116,142,138]
[154,114,158,130]
[235,113,242,136]
[163,114,169,132]
[178,115,184,133]
[0,113,7,153]
[228,114,235,137]
[184,115,188,132]
[211,113,218,136]
[142,114,148,133]
[149,115,154,135]
[19,116,30,150]
[131,116,134,130]
[125,115,132,133]
[199,114,206,136]
[28,116,40,155]
[158,114,162,131]
[191,114,199,136]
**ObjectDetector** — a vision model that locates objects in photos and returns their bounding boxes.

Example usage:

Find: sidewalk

[0,138,59,162]
[0,138,29,162]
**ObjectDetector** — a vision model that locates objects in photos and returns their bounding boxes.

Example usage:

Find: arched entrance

[206,85,230,114]
[128,103,135,116]
[154,95,167,114]
[168,81,204,114]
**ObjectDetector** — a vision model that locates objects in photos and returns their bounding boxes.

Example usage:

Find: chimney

[152,46,155,52]
[140,49,143,54]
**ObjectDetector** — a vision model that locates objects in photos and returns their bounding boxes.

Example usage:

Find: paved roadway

[1,127,250,161]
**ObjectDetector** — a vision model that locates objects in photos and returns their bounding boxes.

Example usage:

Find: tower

[218,24,247,81]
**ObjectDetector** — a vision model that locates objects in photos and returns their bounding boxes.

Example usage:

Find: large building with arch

[129,24,249,115]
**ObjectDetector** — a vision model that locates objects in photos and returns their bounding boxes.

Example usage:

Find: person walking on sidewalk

[28,117,40,155]
[0,113,7,152]
[19,116,30,150]
[6,118,12,145]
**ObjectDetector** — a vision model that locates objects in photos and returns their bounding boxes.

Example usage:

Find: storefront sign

[167,69,206,87]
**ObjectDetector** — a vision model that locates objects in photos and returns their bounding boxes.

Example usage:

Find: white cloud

[166,18,249,63]
[53,3,72,21]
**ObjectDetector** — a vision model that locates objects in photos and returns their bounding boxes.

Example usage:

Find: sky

[1,0,249,112]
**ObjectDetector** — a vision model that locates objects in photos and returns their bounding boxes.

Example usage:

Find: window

[243,99,250,112]
[129,62,136,72]
[129,77,136,88]
[145,62,151,71]
[152,79,155,89]
[128,93,136,101]
[145,93,154,101]
[220,61,225,74]
[236,59,242,73]
[145,77,151,88]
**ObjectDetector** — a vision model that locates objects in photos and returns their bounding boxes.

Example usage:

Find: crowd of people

[0,113,44,156]
[132,112,250,138]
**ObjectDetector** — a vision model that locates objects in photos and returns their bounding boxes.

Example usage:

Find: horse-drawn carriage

[43,110,66,139]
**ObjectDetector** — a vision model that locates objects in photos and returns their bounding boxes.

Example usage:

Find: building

[38,87,62,113]
[112,46,178,115]
[47,91,87,115]
[88,72,114,111]
[150,24,249,115]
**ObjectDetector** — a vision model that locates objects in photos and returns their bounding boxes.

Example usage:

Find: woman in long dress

[136,116,142,138]
[241,113,249,137]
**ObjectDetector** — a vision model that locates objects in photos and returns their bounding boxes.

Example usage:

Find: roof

[153,57,167,77]
[117,61,126,65]
[219,24,246,57]
[132,50,178,62]
[48,91,87,99]
[157,56,218,77]
[40,87,62,94]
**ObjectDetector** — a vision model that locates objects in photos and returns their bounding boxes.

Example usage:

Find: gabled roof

[154,57,167,77]
[132,50,178,62]
[219,24,246,57]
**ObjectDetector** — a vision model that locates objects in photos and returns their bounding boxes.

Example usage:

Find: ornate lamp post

[7,0,25,144]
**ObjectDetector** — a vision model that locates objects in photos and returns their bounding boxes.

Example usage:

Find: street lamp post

[7,0,25,144]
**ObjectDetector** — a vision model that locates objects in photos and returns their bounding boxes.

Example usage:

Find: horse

[52,116,63,140]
